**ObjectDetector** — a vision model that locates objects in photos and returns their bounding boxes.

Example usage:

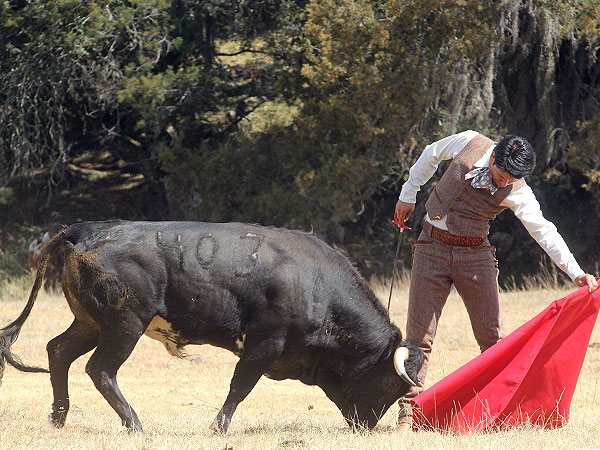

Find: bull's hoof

[122,419,144,434]
[49,410,67,429]
[210,416,229,434]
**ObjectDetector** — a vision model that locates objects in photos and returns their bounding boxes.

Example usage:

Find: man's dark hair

[494,135,536,178]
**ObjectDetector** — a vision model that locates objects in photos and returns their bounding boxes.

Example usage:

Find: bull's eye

[388,379,399,391]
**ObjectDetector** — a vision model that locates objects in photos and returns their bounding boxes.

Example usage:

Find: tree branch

[216,48,269,57]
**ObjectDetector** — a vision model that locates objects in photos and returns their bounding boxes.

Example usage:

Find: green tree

[2,0,599,282]
[0,1,120,189]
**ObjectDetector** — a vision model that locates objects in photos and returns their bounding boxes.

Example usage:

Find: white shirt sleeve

[503,185,584,281]
[399,130,478,203]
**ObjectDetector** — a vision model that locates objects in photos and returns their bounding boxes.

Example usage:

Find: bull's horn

[393,347,416,386]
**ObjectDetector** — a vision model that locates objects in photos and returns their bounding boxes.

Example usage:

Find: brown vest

[424,134,526,237]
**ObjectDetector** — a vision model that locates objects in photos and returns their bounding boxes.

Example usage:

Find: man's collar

[473,146,495,168]
[465,167,498,195]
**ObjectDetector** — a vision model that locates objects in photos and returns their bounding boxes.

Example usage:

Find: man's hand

[574,274,598,292]
[395,199,415,227]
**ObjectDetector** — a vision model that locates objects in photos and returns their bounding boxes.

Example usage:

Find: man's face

[489,151,518,188]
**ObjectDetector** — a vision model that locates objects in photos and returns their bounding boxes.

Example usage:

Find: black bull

[0,221,422,433]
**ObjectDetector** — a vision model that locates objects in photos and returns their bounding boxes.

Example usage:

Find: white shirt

[399,130,584,281]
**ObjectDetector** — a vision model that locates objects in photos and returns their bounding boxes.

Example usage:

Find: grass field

[1,280,599,449]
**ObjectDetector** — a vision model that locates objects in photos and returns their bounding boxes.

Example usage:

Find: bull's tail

[0,227,71,384]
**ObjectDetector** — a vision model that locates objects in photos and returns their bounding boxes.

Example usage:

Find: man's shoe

[396,421,412,433]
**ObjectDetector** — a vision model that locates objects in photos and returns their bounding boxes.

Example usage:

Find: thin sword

[388,218,409,312]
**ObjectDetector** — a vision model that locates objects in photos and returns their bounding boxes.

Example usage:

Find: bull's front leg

[211,336,283,433]
[210,358,273,433]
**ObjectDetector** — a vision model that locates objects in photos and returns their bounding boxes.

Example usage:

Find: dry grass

[1,282,599,450]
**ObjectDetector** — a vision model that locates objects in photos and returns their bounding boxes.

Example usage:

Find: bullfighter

[394,130,598,431]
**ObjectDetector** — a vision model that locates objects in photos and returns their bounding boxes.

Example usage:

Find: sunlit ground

[1,281,599,449]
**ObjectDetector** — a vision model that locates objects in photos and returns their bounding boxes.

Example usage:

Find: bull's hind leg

[47,319,99,428]
[85,317,146,432]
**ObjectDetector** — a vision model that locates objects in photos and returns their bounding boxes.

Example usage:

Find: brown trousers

[397,229,502,424]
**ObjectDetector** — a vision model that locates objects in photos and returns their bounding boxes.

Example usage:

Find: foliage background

[1,0,599,286]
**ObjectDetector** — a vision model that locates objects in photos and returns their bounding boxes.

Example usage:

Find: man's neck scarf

[465,167,498,195]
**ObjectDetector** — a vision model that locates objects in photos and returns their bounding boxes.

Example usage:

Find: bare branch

[216,48,269,57]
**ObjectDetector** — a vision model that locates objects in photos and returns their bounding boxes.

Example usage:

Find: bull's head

[322,341,423,430]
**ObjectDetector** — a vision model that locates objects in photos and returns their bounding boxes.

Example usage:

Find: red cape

[411,284,600,433]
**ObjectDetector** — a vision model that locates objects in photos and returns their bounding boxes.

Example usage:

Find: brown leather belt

[423,221,485,247]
